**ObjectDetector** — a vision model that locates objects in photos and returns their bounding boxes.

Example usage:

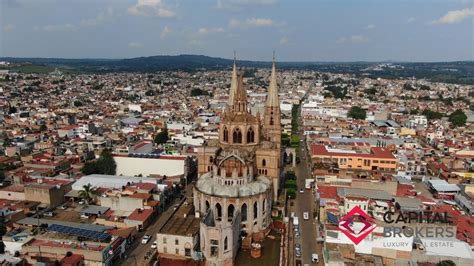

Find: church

[193,56,282,266]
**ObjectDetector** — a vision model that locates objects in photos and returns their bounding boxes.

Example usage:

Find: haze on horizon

[1,0,473,62]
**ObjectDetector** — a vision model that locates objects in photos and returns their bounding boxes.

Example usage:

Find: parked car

[311,253,319,263]
[295,244,302,257]
[151,241,157,249]
[142,235,151,244]
[303,212,309,220]
[44,211,55,217]
[295,231,301,239]
[57,204,68,210]
[299,189,304,193]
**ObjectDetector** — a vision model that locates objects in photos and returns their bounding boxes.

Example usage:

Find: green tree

[154,125,169,145]
[80,149,116,175]
[287,188,296,199]
[191,88,209,96]
[437,260,455,266]
[39,124,47,132]
[347,106,367,120]
[422,109,443,120]
[81,162,99,175]
[96,149,116,175]
[78,184,98,204]
[285,171,297,180]
[0,170,5,182]
[449,109,467,127]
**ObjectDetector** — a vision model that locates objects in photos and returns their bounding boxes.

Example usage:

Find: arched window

[247,127,255,143]
[228,204,235,221]
[263,199,267,214]
[224,237,228,250]
[253,202,258,219]
[216,203,222,220]
[262,159,266,167]
[205,201,210,212]
[223,127,229,142]
[241,203,247,222]
[209,156,213,163]
[270,117,274,125]
[233,128,242,144]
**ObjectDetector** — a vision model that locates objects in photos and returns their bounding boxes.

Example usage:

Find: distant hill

[1,54,473,84]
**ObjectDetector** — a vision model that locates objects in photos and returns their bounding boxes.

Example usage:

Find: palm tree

[78,183,97,205]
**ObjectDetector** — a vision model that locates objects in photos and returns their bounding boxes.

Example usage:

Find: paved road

[119,185,193,266]
[288,100,323,266]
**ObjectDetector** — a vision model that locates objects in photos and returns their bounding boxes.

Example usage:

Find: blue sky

[1,0,473,61]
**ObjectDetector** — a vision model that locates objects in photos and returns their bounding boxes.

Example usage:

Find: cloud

[407,17,416,23]
[365,24,375,30]
[128,0,176,18]
[432,8,474,24]
[279,36,288,45]
[229,18,282,28]
[336,35,370,44]
[160,26,172,39]
[3,24,15,32]
[197,27,225,35]
[80,7,115,27]
[189,39,203,46]
[215,0,276,11]
[128,42,144,48]
[34,24,77,32]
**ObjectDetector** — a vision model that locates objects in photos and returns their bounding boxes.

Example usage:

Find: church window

[223,127,229,142]
[209,156,213,163]
[270,117,274,125]
[228,204,235,221]
[216,203,222,219]
[233,128,242,144]
[247,127,255,143]
[241,203,247,222]
[224,237,228,250]
[253,202,258,219]
[263,199,267,214]
[262,159,266,167]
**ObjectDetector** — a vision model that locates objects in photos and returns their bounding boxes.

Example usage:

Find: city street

[119,185,193,266]
[287,99,323,266]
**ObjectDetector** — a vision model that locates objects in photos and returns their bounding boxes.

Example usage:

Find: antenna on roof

[233,50,236,64]
[273,50,275,62]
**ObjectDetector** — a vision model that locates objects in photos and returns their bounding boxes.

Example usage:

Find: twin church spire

[227,52,279,110]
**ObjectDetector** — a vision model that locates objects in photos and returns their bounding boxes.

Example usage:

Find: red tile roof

[456,215,474,245]
[127,208,153,222]
[317,185,338,199]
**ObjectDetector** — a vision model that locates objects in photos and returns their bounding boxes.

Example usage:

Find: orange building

[310,145,397,173]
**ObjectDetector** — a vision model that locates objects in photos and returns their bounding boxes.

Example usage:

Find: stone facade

[194,58,282,266]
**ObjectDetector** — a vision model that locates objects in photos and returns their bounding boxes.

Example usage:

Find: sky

[1,0,473,61]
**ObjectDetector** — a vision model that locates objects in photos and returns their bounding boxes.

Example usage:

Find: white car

[141,235,151,244]
[299,189,304,193]
[151,241,157,249]
[311,253,319,263]
[303,212,309,220]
